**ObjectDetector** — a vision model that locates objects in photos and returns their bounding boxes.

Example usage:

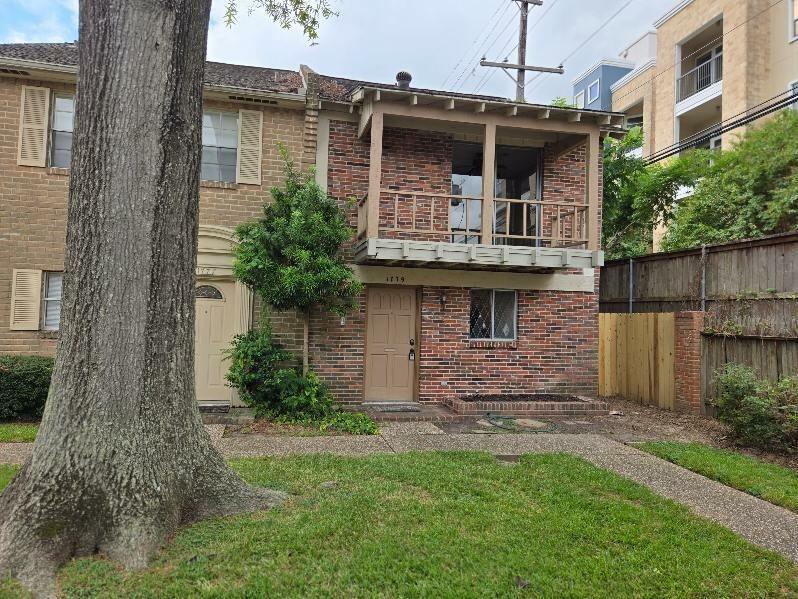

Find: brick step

[444,396,609,417]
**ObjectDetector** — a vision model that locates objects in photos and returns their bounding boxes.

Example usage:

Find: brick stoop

[443,396,609,417]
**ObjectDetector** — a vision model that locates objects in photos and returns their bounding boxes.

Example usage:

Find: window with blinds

[201,110,238,183]
[42,272,63,330]
[50,94,74,168]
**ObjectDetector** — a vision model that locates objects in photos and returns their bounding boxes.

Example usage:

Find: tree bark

[0,2,284,595]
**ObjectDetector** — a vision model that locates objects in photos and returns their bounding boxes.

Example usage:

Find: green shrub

[225,331,377,434]
[0,355,54,421]
[714,364,798,452]
[224,327,293,412]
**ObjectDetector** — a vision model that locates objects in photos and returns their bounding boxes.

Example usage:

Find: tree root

[0,464,286,597]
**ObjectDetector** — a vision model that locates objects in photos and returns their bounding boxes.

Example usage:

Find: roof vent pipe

[396,71,412,89]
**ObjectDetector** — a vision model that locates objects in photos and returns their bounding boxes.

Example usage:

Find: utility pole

[516,1,529,102]
[480,0,563,102]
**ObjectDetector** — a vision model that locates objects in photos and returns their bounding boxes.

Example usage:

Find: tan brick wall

[613,0,794,155]
[0,75,306,356]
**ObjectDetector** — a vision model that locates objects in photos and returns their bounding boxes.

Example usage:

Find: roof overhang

[350,86,626,138]
[0,56,306,106]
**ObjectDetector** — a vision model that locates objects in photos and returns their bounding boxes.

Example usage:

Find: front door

[194,281,237,404]
[365,287,417,402]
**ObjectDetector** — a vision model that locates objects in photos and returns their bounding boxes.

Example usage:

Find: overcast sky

[2,0,675,103]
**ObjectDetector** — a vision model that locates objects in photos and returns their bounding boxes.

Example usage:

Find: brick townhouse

[0,43,624,408]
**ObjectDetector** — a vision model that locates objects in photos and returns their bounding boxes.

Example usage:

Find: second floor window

[50,94,74,169]
[574,91,585,109]
[792,0,798,39]
[587,80,600,104]
[202,110,238,183]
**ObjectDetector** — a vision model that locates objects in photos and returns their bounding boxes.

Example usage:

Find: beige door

[194,281,237,404]
[365,287,417,402]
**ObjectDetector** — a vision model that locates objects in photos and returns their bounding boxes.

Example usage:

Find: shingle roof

[0,42,304,95]
[317,73,508,104]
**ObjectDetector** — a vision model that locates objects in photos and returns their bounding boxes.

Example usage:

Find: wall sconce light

[340,316,346,326]
[439,293,447,309]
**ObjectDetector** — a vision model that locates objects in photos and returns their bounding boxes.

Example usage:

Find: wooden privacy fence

[599,313,676,410]
[599,232,797,413]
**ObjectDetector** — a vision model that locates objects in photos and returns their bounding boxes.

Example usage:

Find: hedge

[0,355,53,420]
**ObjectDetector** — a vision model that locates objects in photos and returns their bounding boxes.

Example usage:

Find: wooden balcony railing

[357,189,590,248]
[493,198,589,247]
[379,190,483,240]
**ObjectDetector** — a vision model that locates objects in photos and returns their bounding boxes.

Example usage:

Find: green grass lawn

[1,453,797,598]
[0,423,38,442]
[638,441,798,513]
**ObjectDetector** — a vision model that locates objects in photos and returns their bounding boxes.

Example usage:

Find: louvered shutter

[236,109,262,185]
[10,269,42,330]
[17,86,50,167]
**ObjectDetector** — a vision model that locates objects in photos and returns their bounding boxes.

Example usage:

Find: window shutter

[17,86,50,167]
[236,109,262,185]
[10,269,42,330]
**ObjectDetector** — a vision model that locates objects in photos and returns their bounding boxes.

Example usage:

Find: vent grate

[228,95,278,105]
[0,68,30,76]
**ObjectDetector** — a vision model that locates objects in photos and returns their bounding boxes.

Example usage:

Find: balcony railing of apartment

[677,53,723,103]
[358,190,589,248]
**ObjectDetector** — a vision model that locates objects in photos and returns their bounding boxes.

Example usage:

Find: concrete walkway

[2,424,796,564]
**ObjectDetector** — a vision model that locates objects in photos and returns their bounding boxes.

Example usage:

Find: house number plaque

[197,267,217,276]
[385,275,406,283]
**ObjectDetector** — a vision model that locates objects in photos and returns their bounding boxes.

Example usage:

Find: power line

[645,88,798,163]
[525,0,636,98]
[612,0,785,107]
[441,0,508,88]
[473,0,562,95]
[450,4,518,91]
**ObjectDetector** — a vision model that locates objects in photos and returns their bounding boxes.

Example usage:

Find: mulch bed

[459,394,584,403]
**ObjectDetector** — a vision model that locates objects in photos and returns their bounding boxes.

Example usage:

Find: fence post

[628,258,634,314]
[700,245,707,312]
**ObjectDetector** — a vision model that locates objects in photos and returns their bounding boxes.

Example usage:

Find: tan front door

[194,280,237,404]
[365,287,417,402]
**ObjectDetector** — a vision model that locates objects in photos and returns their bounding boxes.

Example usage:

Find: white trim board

[351,265,595,292]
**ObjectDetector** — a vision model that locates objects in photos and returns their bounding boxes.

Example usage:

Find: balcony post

[586,130,600,251]
[367,110,383,239]
[480,122,496,245]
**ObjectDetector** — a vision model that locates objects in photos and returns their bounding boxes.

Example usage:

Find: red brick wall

[417,287,598,402]
[539,144,588,244]
[308,293,367,404]
[327,120,453,242]
[674,311,705,415]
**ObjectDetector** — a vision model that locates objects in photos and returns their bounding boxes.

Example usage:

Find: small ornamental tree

[234,150,363,373]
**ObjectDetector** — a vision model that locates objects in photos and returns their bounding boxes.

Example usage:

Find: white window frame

[201,109,239,183]
[790,0,798,42]
[573,91,585,109]
[469,288,517,341]
[41,271,63,331]
[49,93,75,169]
[587,79,600,104]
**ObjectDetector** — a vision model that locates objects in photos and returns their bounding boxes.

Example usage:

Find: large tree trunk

[0,1,284,595]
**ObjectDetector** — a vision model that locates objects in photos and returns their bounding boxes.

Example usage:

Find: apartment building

[0,43,624,408]
[578,0,797,249]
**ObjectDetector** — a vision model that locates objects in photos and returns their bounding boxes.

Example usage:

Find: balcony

[348,86,619,271]
[355,190,598,269]
[676,52,723,115]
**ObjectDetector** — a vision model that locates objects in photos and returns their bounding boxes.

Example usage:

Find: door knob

[409,338,415,346]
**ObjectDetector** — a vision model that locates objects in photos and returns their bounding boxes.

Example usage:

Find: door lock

[408,348,416,361]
